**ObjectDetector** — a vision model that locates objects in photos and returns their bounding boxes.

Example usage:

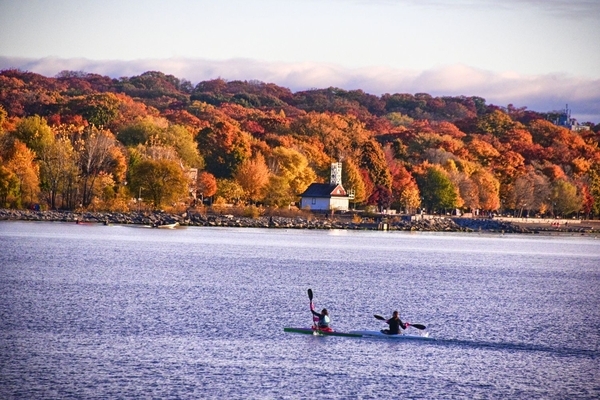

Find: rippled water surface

[1,221,599,399]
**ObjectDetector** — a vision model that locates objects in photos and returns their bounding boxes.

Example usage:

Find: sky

[1,0,599,122]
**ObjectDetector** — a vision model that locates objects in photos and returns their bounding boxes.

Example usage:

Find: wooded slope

[1,69,599,217]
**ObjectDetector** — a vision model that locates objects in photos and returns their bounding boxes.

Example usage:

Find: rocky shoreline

[2,209,598,235]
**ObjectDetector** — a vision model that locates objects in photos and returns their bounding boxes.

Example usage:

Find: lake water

[0,221,599,399]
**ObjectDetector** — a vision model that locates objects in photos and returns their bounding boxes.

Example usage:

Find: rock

[2,209,597,235]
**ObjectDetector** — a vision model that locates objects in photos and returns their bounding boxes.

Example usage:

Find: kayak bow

[348,330,434,340]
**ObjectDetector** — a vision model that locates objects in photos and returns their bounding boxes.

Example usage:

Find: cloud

[1,56,599,123]
[358,0,600,17]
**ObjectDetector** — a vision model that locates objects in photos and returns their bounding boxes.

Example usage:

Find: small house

[298,162,350,211]
[299,183,350,211]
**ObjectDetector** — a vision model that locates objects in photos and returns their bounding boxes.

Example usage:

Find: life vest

[319,315,331,327]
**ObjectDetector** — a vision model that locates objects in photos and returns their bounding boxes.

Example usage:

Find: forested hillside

[1,69,599,217]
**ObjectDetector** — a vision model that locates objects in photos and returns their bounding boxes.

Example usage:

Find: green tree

[13,115,54,156]
[476,110,515,138]
[118,118,203,169]
[551,179,582,217]
[0,165,19,206]
[117,117,164,146]
[129,159,188,208]
[215,178,244,205]
[79,93,121,127]
[385,112,414,127]
[164,124,204,169]
[416,166,459,213]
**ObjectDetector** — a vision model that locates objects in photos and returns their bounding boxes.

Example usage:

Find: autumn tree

[471,169,500,211]
[197,171,217,204]
[528,119,567,148]
[264,147,316,207]
[77,127,123,207]
[359,139,392,188]
[195,109,252,178]
[509,168,550,215]
[578,183,593,218]
[234,153,270,204]
[467,137,500,167]
[342,158,367,205]
[385,148,420,212]
[291,113,369,162]
[4,141,40,207]
[447,166,478,211]
[367,185,393,212]
[38,135,78,209]
[588,164,600,217]
[0,104,7,128]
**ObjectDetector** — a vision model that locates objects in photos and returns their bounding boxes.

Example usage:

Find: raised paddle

[374,314,426,330]
[308,289,316,329]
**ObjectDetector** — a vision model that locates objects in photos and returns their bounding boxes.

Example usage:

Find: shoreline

[1,209,599,235]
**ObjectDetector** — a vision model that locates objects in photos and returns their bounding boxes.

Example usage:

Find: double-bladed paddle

[374,314,426,330]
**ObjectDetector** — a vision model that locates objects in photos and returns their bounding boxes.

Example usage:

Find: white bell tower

[330,162,342,185]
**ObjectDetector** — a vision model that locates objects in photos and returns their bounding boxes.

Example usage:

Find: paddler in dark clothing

[310,301,332,331]
[381,310,408,335]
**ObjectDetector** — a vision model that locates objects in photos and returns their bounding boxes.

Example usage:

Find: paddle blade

[374,314,386,321]
[410,323,427,330]
[308,288,313,301]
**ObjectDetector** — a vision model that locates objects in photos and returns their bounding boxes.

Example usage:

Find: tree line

[0,69,599,218]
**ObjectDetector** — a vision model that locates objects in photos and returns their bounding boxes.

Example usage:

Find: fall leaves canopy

[0,69,599,216]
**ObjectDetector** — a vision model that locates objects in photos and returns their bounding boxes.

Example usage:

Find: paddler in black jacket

[381,310,408,335]
[310,301,332,331]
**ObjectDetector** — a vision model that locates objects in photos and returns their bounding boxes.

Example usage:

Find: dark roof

[300,183,348,197]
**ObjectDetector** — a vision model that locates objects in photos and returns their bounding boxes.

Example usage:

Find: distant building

[299,162,350,211]
[554,104,590,131]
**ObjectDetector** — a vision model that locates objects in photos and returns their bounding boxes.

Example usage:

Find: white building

[298,163,350,211]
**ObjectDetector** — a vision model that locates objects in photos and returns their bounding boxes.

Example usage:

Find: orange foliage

[542,164,566,181]
[2,68,600,214]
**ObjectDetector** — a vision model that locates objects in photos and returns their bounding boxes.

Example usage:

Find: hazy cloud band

[1,56,598,123]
